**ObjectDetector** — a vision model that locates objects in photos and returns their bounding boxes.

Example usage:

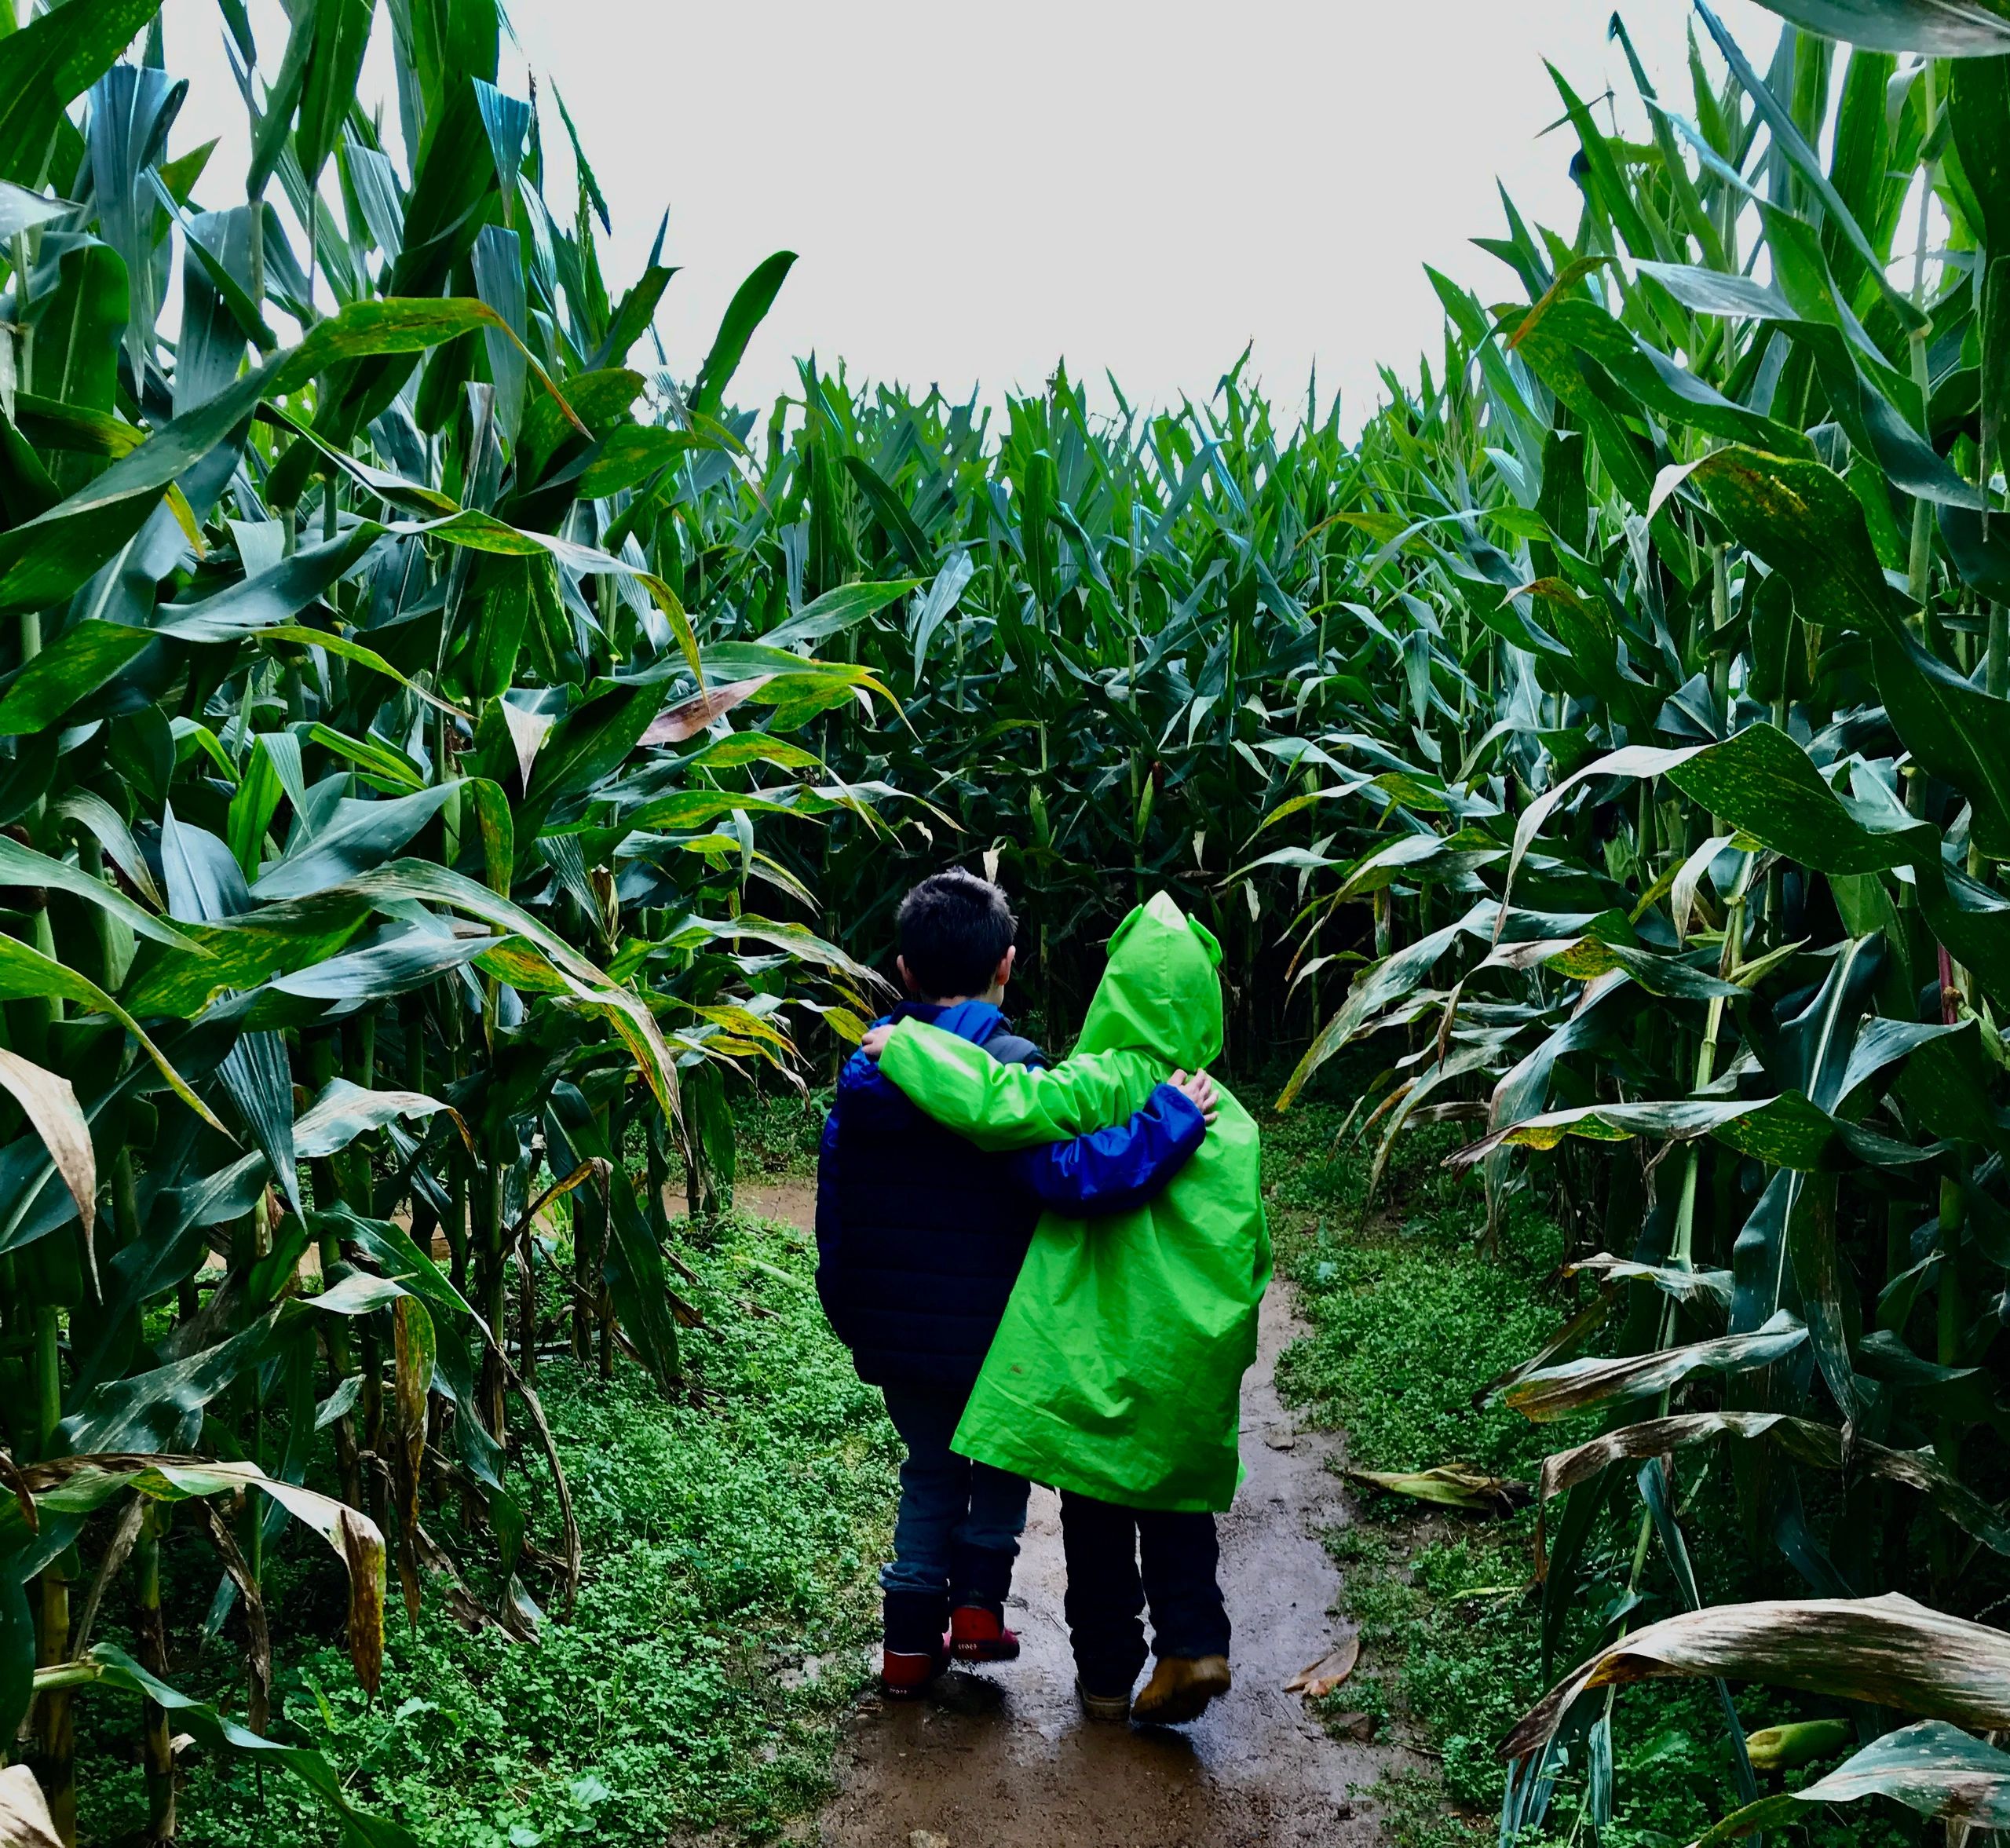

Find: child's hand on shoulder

[860,1024,894,1061]
[1170,1068,1219,1125]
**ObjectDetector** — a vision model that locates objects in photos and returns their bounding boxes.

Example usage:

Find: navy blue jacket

[814,999,1205,1391]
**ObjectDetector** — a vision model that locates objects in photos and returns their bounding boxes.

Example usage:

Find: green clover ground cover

[1266,1103,1916,1848]
[78,1203,892,1848]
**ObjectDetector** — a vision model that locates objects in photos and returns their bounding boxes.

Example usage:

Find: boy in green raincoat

[861,891,1270,1724]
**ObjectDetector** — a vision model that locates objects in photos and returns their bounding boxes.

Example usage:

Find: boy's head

[896,869,1017,1004]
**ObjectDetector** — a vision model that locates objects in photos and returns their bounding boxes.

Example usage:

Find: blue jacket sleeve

[1004,1083,1206,1218]
[813,1106,841,1264]
[813,1105,848,1342]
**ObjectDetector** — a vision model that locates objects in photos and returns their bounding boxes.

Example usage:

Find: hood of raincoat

[1073,891,1224,1070]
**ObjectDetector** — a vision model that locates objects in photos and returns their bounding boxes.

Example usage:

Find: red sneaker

[949,1605,1021,1662]
[880,1640,948,1699]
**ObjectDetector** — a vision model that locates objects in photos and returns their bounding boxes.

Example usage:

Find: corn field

[5,0,2010,1838]
[0,0,888,1839]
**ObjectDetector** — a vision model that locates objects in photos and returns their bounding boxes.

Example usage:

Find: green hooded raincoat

[876,892,1270,1513]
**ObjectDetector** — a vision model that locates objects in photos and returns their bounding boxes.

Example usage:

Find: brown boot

[1076,1678,1134,1723]
[1131,1654,1231,1725]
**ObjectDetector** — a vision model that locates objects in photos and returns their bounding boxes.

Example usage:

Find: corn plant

[0,0,896,1838]
[635,352,1383,1055]
[1248,3,2010,1836]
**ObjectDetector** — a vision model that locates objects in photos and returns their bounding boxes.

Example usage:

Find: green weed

[730,1086,831,1181]
[78,1211,892,1848]
[1266,1104,1917,1848]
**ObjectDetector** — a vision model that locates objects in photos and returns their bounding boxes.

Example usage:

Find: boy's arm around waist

[1006,1083,1206,1216]
[876,1019,1142,1148]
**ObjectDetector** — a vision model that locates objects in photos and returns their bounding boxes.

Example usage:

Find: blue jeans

[880,1385,1030,1610]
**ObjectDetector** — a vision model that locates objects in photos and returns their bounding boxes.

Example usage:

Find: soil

[751,1152,1405,1848]
[736,1176,820,1229]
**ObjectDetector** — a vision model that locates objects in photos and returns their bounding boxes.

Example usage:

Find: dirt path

[799,1256,1402,1848]
[736,1178,820,1227]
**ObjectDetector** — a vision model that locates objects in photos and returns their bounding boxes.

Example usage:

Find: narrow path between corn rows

[734,1181,1409,1848]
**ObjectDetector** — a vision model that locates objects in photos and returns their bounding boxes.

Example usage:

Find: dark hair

[896,869,1016,1000]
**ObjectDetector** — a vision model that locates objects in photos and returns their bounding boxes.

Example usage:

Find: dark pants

[879,1385,1030,1647]
[1060,1491,1231,1693]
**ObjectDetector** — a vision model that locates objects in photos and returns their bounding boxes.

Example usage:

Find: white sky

[159,0,1788,429]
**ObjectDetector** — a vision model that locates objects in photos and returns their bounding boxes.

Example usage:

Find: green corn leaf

[761,579,919,654]
[690,250,796,421]
[1696,0,1927,329]
[28,239,127,418]
[1737,0,2010,55]
[842,454,934,572]
[0,0,162,185]
[251,784,462,902]
[1690,1721,2010,1843]
[294,0,375,185]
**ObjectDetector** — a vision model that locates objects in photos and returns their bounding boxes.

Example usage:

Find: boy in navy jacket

[817,869,1211,1696]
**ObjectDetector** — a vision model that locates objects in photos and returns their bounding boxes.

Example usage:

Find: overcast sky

[159,0,1788,429]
